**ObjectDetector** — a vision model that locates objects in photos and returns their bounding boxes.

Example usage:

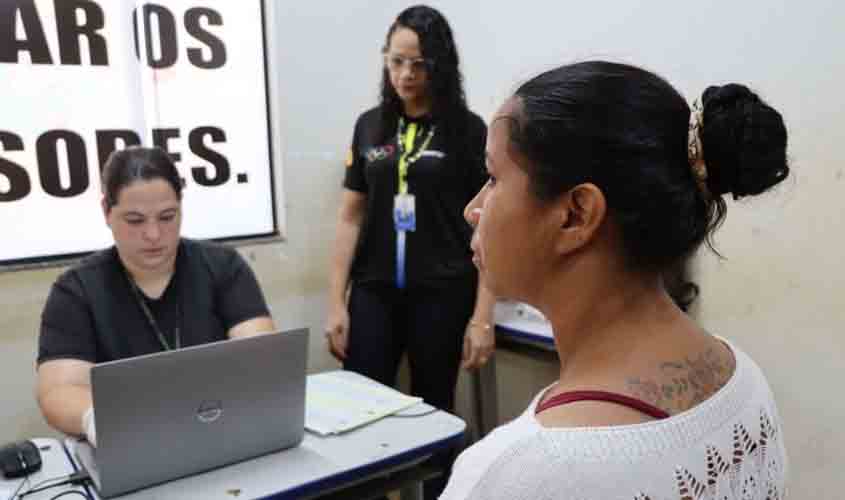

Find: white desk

[494,301,554,349]
[66,371,466,500]
[0,438,90,500]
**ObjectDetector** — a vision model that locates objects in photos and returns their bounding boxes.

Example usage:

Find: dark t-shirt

[38,238,270,364]
[343,107,487,288]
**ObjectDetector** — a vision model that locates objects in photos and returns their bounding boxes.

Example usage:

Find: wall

[1,1,842,497]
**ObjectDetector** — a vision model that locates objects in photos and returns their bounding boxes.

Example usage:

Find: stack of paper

[305,371,423,436]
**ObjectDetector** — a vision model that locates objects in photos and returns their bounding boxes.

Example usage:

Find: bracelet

[469,319,492,331]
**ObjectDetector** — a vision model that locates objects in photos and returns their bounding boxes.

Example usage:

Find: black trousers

[344,279,476,499]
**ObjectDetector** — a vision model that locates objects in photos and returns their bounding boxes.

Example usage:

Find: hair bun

[700,84,789,199]
[702,83,760,110]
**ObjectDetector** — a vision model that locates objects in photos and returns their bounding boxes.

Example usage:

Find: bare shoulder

[536,335,736,429]
[625,335,736,415]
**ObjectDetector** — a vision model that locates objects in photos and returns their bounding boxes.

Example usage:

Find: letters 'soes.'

[0,0,277,264]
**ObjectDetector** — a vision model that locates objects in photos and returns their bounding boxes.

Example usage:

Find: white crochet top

[441,340,787,500]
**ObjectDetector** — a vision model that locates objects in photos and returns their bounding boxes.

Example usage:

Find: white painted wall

[1,1,842,497]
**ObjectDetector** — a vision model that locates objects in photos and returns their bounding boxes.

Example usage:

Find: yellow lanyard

[396,118,436,195]
[398,122,417,195]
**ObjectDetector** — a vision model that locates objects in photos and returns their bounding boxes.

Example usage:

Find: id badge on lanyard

[393,193,416,232]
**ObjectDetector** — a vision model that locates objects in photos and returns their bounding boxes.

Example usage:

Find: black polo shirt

[38,238,270,364]
[343,107,487,288]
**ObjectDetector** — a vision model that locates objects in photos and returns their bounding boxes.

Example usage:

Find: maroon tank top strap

[535,390,670,419]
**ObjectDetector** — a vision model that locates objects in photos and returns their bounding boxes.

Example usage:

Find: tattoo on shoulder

[625,349,731,413]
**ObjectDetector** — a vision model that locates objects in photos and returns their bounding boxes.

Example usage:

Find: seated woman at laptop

[35,146,276,446]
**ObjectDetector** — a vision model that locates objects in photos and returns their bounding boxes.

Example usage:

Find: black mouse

[0,440,42,478]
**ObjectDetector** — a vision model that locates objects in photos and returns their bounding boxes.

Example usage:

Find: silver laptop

[76,329,308,498]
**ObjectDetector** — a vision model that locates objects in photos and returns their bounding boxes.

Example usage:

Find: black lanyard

[123,268,181,351]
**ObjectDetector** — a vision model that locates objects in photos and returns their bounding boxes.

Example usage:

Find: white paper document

[305,371,423,436]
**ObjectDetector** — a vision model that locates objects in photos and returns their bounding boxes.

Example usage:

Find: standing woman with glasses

[325,5,494,497]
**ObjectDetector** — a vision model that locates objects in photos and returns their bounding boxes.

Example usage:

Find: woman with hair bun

[441,61,789,500]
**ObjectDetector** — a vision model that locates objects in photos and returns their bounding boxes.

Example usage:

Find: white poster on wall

[0,0,277,265]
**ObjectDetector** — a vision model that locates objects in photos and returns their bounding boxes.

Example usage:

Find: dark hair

[102,146,183,210]
[506,61,789,272]
[378,5,469,153]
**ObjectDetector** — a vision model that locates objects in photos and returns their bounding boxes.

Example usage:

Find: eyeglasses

[383,53,432,73]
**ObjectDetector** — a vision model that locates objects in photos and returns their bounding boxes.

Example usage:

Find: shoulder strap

[535,390,670,419]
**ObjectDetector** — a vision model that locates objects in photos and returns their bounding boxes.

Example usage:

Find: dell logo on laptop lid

[196,400,223,423]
